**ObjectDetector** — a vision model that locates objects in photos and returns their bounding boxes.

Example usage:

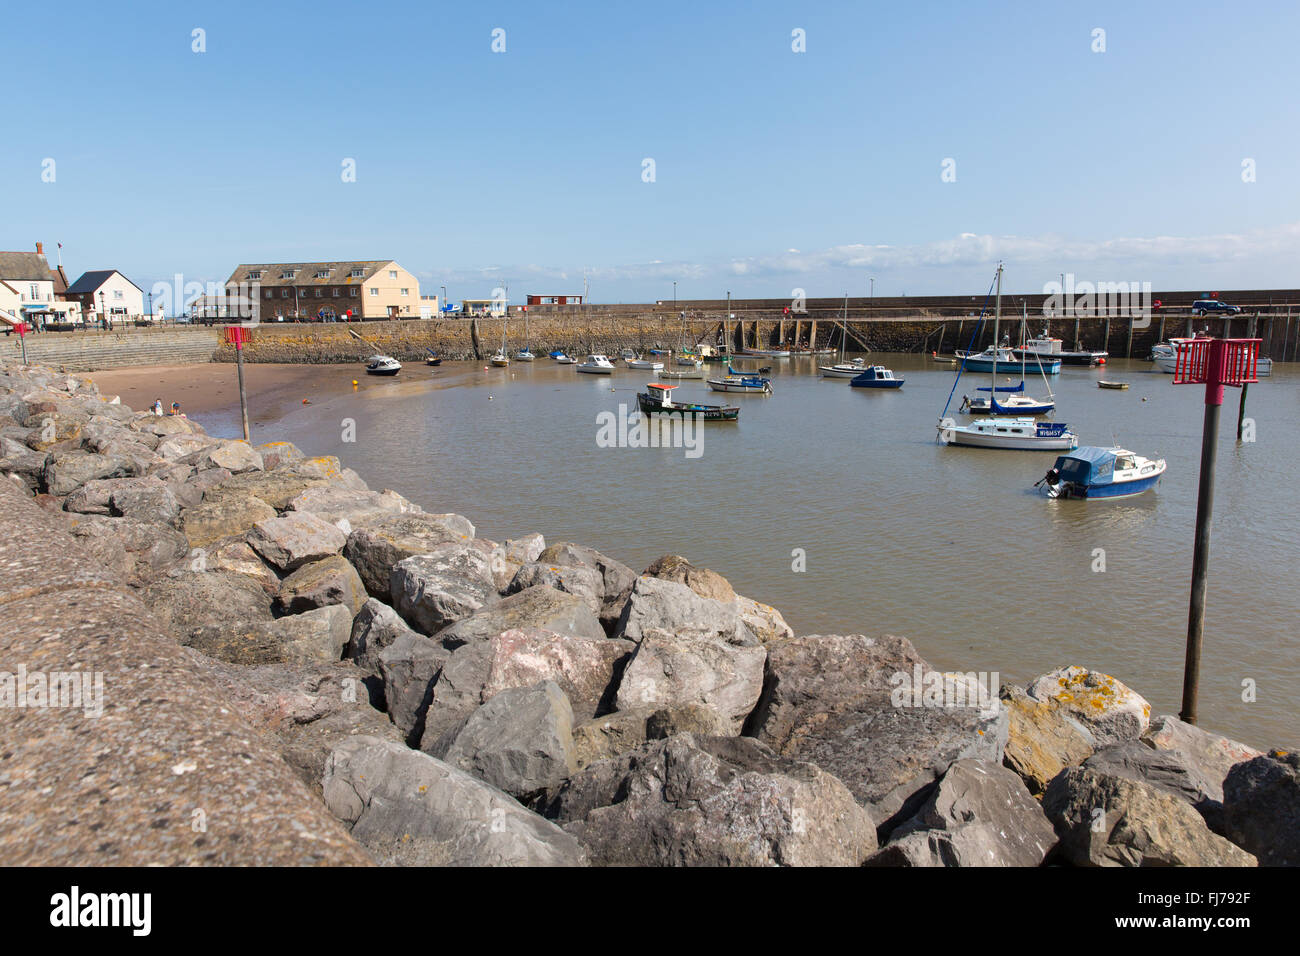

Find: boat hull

[637,394,739,421]
[850,378,904,389]
[365,367,400,376]
[958,356,1062,375]
[944,429,1077,450]
[576,365,613,374]
[1012,348,1106,367]
[707,380,771,393]
[820,365,869,378]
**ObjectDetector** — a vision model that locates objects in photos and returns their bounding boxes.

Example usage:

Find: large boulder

[138,569,273,642]
[1026,666,1150,746]
[488,533,547,590]
[1221,749,1300,866]
[42,450,129,496]
[1082,741,1225,828]
[253,440,304,470]
[181,492,277,548]
[390,544,498,635]
[198,535,281,593]
[869,759,1056,867]
[1000,684,1098,794]
[507,562,605,615]
[275,554,367,617]
[65,514,189,587]
[747,634,1007,834]
[427,681,578,801]
[286,484,421,529]
[543,734,876,866]
[536,541,635,624]
[185,604,352,665]
[571,704,729,769]
[433,585,605,649]
[0,435,47,481]
[1043,765,1257,867]
[614,631,765,734]
[324,736,587,866]
[185,653,401,797]
[191,439,264,474]
[614,576,757,646]
[347,598,420,673]
[1142,714,1262,796]
[344,512,476,598]
[642,554,735,601]
[733,595,794,644]
[378,631,452,744]
[248,511,348,573]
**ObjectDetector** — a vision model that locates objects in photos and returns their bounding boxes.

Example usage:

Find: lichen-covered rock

[139,568,274,642]
[185,604,352,665]
[614,631,765,734]
[42,449,129,495]
[1043,765,1257,867]
[324,736,587,866]
[286,484,420,529]
[734,595,794,644]
[427,680,578,801]
[1000,684,1098,794]
[543,734,876,866]
[1026,666,1150,746]
[642,554,736,602]
[254,440,304,470]
[275,554,367,617]
[433,585,606,649]
[181,492,277,548]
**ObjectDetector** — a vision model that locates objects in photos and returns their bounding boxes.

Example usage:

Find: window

[282,290,290,298]
[350,269,365,278]
[314,270,330,279]
[388,270,397,280]
[400,288,409,296]
[265,289,273,298]
[29,284,39,299]
[314,289,322,297]
[281,270,296,279]
[247,271,263,280]
[350,288,358,297]
[113,289,123,300]
[369,288,378,296]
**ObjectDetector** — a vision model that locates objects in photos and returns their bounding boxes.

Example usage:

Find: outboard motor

[1040,467,1062,498]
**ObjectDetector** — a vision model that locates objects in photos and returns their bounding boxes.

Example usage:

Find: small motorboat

[424,349,442,367]
[707,368,772,393]
[1097,380,1129,390]
[365,355,401,376]
[938,417,1077,451]
[548,349,566,358]
[820,357,871,378]
[675,352,703,366]
[618,348,637,362]
[489,350,510,367]
[1013,330,1107,367]
[739,347,791,358]
[649,349,671,355]
[662,366,705,379]
[555,354,578,365]
[1037,446,1166,499]
[577,354,616,374]
[638,383,739,421]
[849,366,904,389]
[515,349,536,362]
[627,355,665,371]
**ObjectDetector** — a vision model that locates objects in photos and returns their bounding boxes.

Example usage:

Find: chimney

[36,242,43,255]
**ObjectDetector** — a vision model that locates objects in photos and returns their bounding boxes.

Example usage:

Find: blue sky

[7,0,1300,307]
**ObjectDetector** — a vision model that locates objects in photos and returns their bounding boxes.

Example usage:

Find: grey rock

[433,584,606,649]
[390,544,498,635]
[1043,765,1257,867]
[544,734,875,866]
[507,562,605,614]
[324,736,587,866]
[614,631,766,734]
[42,450,129,496]
[286,484,420,529]
[1222,749,1300,866]
[378,631,452,744]
[1083,741,1224,826]
[65,514,189,587]
[347,598,420,672]
[615,575,757,646]
[0,435,48,480]
[428,681,578,800]
[248,511,348,573]
[873,759,1056,867]
[181,492,278,548]
[344,512,477,598]
[65,475,165,515]
[138,569,274,642]
[253,440,304,470]
[1141,714,1262,801]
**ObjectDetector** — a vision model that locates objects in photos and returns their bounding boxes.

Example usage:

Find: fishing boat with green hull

[638,383,739,421]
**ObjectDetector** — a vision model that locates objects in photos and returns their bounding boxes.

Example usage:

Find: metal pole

[1236,382,1249,441]
[19,328,27,365]
[1180,339,1225,726]
[235,341,251,441]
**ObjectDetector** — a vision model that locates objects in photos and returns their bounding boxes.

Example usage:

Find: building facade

[225,260,421,321]
[66,270,145,324]
[0,244,81,326]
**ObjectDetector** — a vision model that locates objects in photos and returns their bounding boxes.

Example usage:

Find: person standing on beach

[152,398,163,416]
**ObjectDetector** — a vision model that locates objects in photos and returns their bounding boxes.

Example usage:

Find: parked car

[1191,298,1241,315]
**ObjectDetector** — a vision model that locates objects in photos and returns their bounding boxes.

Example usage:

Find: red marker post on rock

[224,326,252,441]
[1171,335,1260,725]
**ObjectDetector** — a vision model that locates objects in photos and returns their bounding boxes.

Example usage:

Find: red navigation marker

[224,326,251,347]
[1171,335,1261,727]
[15,322,27,337]
[223,326,252,440]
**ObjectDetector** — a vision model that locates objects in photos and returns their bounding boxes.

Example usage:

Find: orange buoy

[351,379,358,386]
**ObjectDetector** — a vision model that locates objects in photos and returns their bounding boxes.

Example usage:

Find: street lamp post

[99,291,106,330]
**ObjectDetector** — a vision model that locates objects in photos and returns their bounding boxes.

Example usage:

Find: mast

[841,293,849,363]
[992,263,1002,394]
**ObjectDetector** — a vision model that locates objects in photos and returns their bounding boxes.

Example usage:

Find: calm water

[198,354,1299,747]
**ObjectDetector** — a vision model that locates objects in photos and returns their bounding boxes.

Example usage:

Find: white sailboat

[938,265,1078,451]
[490,317,509,366]
[960,303,1056,415]
[515,311,535,361]
[819,293,868,377]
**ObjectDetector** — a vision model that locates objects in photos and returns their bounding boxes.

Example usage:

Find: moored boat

[955,345,1061,375]
[707,368,772,393]
[1037,446,1166,499]
[1012,329,1107,367]
[849,365,904,389]
[637,383,739,421]
[576,353,616,374]
[938,417,1078,450]
[365,355,401,376]
[820,357,871,378]
[1097,380,1128,390]
[626,355,665,370]
[555,353,578,364]
[960,393,1054,414]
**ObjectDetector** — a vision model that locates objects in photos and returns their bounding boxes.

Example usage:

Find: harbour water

[191,353,1298,747]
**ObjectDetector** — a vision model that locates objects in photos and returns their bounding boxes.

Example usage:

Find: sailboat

[515,312,535,361]
[490,317,509,366]
[960,303,1056,415]
[819,294,867,377]
[938,264,1078,451]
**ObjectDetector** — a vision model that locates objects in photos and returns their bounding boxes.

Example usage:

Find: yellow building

[225,260,421,321]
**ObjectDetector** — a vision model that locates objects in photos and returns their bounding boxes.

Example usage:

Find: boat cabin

[645,383,676,406]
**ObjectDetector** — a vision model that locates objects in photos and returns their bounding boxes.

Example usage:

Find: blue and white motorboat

[955,345,1061,375]
[849,366,904,388]
[708,367,772,393]
[1038,446,1166,499]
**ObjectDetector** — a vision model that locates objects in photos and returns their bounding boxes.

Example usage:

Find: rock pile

[1,361,1292,867]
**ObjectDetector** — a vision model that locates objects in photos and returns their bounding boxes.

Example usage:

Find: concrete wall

[0,326,220,371]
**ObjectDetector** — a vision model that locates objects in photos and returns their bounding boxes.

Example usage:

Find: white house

[0,244,80,326]
[67,270,146,324]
